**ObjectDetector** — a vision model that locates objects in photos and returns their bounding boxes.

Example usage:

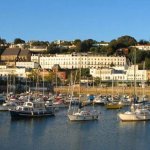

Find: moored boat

[118,49,150,121]
[105,101,123,109]
[9,101,55,119]
[118,108,150,121]
[0,101,17,111]
[68,109,99,121]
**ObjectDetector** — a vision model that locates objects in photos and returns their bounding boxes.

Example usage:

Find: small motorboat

[9,101,55,119]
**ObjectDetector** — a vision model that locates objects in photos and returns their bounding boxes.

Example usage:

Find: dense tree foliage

[138,39,149,45]
[14,38,25,44]
[31,41,49,47]
[0,37,6,45]
[128,49,147,64]
[117,35,137,47]
[81,68,91,78]
[145,57,150,69]
[73,39,96,53]
[107,35,137,55]
[3,35,150,69]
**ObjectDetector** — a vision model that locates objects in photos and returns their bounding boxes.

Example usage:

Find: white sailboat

[118,48,150,121]
[105,69,123,109]
[0,75,17,111]
[68,66,99,121]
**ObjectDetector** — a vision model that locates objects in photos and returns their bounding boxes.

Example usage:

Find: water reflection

[0,107,150,150]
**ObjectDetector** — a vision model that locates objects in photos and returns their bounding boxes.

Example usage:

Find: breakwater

[55,86,150,96]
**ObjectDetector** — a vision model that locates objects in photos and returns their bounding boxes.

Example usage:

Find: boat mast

[134,48,137,101]
[111,69,114,101]
[69,70,73,110]
[79,55,81,102]
[142,61,145,100]
[36,68,39,99]
[6,75,9,100]
[43,67,45,96]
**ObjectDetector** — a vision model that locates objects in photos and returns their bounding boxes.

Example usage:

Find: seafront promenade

[55,86,150,96]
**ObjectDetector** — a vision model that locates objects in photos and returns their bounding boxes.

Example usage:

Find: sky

[0,0,150,42]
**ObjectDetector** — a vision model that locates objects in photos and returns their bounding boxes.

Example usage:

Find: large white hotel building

[31,53,126,69]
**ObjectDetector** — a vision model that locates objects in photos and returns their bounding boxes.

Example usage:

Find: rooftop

[1,48,20,56]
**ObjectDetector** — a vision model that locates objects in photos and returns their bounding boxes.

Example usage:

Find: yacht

[118,49,150,121]
[9,101,55,119]
[93,95,107,105]
[0,101,17,111]
[68,109,99,121]
[68,101,99,121]
[118,108,150,121]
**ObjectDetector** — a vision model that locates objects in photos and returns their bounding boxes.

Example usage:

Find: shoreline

[54,86,150,96]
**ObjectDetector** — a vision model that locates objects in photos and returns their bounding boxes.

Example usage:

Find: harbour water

[0,106,150,150]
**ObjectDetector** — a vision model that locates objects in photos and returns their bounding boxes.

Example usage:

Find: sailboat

[0,75,17,111]
[118,48,150,121]
[67,66,99,121]
[105,69,123,109]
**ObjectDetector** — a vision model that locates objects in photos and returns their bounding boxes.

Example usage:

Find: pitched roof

[19,49,30,56]
[1,48,20,56]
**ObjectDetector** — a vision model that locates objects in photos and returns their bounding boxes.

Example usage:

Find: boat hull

[0,105,16,111]
[118,113,150,121]
[93,101,105,106]
[10,110,55,119]
[68,114,98,121]
[0,106,9,111]
[106,103,123,109]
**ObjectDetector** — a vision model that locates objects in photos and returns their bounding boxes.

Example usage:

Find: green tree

[90,47,98,54]
[74,40,82,52]
[117,35,137,47]
[138,39,149,45]
[145,57,150,69]
[0,37,6,45]
[81,39,96,52]
[45,72,56,83]
[107,35,137,55]
[81,68,91,78]
[31,41,48,47]
[14,38,25,44]
[47,43,60,54]
[94,77,101,86]
[73,39,81,45]
[107,39,117,55]
[128,49,146,64]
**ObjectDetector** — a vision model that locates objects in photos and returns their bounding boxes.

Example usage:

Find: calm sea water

[0,106,150,150]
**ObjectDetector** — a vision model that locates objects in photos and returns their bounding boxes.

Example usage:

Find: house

[18,49,31,61]
[0,48,31,67]
[0,48,20,66]
[1,48,20,61]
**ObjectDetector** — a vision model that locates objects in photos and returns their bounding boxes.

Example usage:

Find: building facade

[31,54,126,69]
[16,62,39,69]
[132,45,150,51]
[90,65,147,82]
[0,66,26,78]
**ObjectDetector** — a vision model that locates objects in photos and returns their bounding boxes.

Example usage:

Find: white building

[31,54,41,63]
[132,45,150,51]
[90,65,147,82]
[90,68,126,81]
[0,65,7,69]
[126,65,147,82]
[92,43,109,47]
[0,67,26,78]
[9,43,25,49]
[16,62,39,69]
[31,54,126,69]
[29,46,47,52]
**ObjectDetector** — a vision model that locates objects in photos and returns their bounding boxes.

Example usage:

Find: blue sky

[0,0,150,42]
